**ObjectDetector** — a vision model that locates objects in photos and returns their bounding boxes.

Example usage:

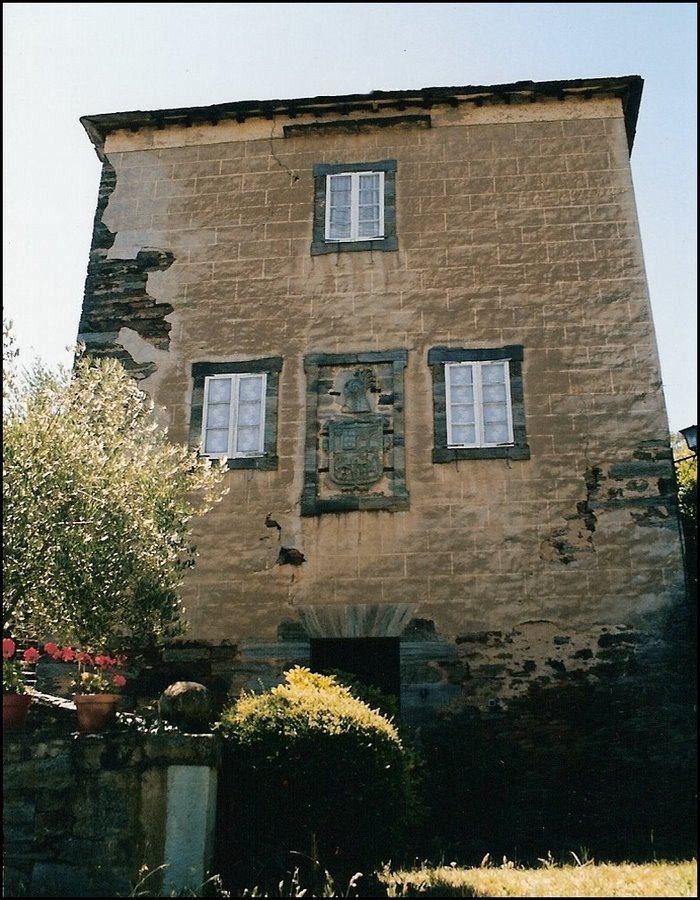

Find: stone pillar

[161,764,218,896]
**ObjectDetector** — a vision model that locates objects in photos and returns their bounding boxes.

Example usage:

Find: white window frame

[445,360,514,449]
[324,171,385,242]
[201,372,267,459]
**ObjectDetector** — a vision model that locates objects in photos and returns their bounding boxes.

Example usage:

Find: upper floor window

[311,160,398,256]
[428,346,530,463]
[190,358,282,470]
[326,171,384,241]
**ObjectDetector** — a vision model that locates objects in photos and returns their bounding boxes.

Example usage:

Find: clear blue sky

[3,3,696,434]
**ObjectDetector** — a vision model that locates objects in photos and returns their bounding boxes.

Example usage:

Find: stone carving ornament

[341,368,375,413]
[301,349,409,515]
[328,418,384,489]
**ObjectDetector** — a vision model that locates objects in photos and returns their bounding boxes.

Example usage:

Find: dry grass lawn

[380,858,697,897]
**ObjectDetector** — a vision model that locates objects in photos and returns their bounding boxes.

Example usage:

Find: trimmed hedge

[215,667,419,892]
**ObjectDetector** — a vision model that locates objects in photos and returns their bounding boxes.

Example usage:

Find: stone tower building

[78,75,687,729]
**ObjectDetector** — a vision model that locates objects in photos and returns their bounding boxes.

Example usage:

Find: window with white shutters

[311,160,397,255]
[202,373,266,458]
[190,358,282,470]
[445,361,514,448]
[428,346,530,462]
[326,171,384,241]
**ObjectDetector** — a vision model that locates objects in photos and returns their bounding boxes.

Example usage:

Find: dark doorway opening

[310,637,400,710]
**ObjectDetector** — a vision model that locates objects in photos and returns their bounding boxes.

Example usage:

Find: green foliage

[676,456,697,523]
[3,318,20,405]
[325,668,400,722]
[673,433,697,603]
[2,659,29,694]
[3,329,227,651]
[3,638,39,694]
[216,667,420,893]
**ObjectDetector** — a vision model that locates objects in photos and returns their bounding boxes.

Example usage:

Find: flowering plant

[3,638,41,694]
[44,642,128,695]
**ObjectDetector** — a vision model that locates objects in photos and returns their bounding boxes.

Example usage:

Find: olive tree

[3,323,227,650]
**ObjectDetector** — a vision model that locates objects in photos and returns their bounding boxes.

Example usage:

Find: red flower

[37,643,128,693]
[3,638,42,694]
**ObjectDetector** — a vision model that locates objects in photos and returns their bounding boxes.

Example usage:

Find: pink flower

[23,647,41,664]
[61,646,75,662]
[3,638,16,659]
[76,651,93,665]
[112,674,127,688]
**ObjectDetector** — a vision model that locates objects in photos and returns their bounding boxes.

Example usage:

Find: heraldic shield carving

[328,418,384,489]
[301,349,408,515]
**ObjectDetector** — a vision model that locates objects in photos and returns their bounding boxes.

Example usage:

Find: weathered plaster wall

[78,94,685,719]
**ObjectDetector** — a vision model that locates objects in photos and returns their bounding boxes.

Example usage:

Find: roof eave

[80,75,644,161]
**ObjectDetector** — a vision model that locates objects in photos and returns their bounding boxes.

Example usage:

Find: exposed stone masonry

[78,161,176,379]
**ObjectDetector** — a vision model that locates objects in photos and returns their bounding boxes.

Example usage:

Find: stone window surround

[301,349,409,515]
[189,358,282,470]
[428,345,530,462]
[311,159,398,256]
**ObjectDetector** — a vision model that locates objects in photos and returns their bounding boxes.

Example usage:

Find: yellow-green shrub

[216,667,419,892]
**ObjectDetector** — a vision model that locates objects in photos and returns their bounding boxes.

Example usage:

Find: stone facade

[78,77,687,727]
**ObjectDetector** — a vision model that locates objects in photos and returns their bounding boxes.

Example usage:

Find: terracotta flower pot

[3,693,32,730]
[74,693,121,733]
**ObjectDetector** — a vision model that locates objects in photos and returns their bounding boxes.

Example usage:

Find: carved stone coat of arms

[328,418,384,490]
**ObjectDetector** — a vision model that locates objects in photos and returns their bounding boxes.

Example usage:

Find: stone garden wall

[3,701,219,898]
